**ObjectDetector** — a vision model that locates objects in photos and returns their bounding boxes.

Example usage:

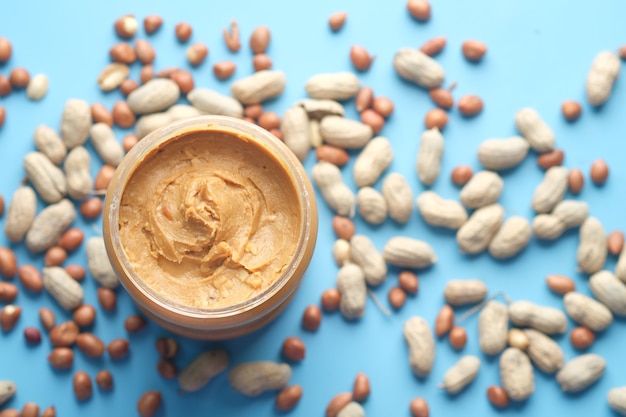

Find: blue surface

[1,0,625,415]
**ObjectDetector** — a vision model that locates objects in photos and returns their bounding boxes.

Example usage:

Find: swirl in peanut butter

[119,129,301,308]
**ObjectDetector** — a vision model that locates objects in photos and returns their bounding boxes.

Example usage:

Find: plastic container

[103,116,318,340]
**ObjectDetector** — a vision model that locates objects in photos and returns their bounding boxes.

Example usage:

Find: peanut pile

[0,2,625,417]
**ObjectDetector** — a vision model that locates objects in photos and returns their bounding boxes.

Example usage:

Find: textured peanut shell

[305,72,360,100]
[478,300,509,355]
[416,191,467,230]
[25,199,76,254]
[357,187,387,225]
[231,70,286,105]
[320,115,373,149]
[24,152,67,203]
[296,98,345,119]
[127,78,180,114]
[187,89,243,118]
[403,316,435,378]
[577,217,607,274]
[477,136,529,171]
[311,161,355,217]
[589,270,626,317]
[615,245,626,283]
[552,200,589,228]
[556,354,605,393]
[382,236,437,269]
[608,387,626,416]
[564,292,613,332]
[514,107,555,153]
[0,380,16,405]
[416,128,444,186]
[333,239,351,267]
[459,171,503,209]
[393,48,445,88]
[350,235,387,286]
[228,361,291,397]
[309,119,322,148]
[86,237,119,289]
[441,355,481,394]
[532,214,566,240]
[336,263,366,320]
[336,402,365,417]
[60,99,91,148]
[444,280,487,306]
[531,166,568,213]
[178,349,229,392]
[509,300,567,335]
[89,123,124,167]
[135,105,205,139]
[382,173,413,224]
[282,106,310,161]
[523,329,563,374]
[488,216,531,259]
[586,51,620,106]
[4,186,37,243]
[64,146,93,200]
[43,266,84,310]
[34,125,67,165]
[456,204,504,254]
[353,136,393,187]
[500,347,534,401]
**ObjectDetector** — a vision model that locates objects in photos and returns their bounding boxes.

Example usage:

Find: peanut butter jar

[103,116,318,340]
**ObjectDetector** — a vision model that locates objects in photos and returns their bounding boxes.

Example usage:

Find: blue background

[1,0,625,415]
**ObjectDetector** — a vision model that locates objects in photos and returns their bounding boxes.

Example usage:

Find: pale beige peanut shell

[178,349,229,392]
[608,387,626,416]
[89,123,124,167]
[305,72,360,100]
[23,152,67,203]
[382,173,413,224]
[350,235,387,286]
[531,166,568,213]
[43,266,84,310]
[231,70,286,105]
[586,51,620,106]
[4,186,37,243]
[456,204,504,254]
[187,88,243,118]
[444,280,487,306]
[589,270,626,316]
[86,237,119,289]
[281,106,310,161]
[440,355,481,395]
[382,236,437,269]
[320,115,373,149]
[523,329,563,374]
[64,146,93,200]
[356,187,387,225]
[353,136,393,187]
[127,78,180,114]
[515,107,555,153]
[556,354,605,393]
[311,161,355,217]
[336,263,366,320]
[577,217,607,274]
[296,98,345,119]
[478,300,509,355]
[488,216,531,259]
[25,199,76,254]
[228,362,291,397]
[459,171,503,209]
[477,136,529,171]
[33,125,67,165]
[416,128,444,186]
[563,292,613,332]
[61,99,91,149]
[393,48,445,89]
[416,191,467,230]
[500,347,534,401]
[403,316,435,378]
[509,300,567,335]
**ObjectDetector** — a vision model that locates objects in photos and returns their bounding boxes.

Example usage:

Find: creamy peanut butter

[118,127,302,309]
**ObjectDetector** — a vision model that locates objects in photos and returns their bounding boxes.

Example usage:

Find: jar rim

[103,115,314,321]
